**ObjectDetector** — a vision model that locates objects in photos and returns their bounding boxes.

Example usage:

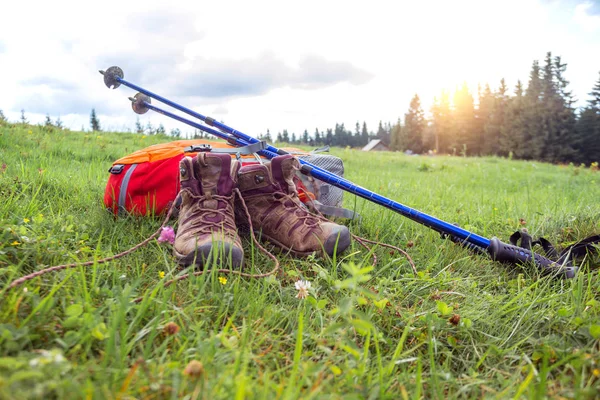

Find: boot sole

[175,242,244,269]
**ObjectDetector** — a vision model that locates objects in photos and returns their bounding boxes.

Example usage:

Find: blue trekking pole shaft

[126,92,490,249]
[101,66,577,278]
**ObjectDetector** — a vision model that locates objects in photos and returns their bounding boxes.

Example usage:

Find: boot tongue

[196,153,238,209]
[270,155,299,195]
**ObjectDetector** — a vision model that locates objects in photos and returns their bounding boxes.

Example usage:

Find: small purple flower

[157,226,175,244]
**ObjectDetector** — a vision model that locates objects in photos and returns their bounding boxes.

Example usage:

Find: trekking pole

[100,66,578,278]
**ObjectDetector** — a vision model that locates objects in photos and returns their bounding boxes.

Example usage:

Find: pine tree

[265,129,272,142]
[574,72,600,163]
[55,117,63,129]
[276,132,283,142]
[90,109,101,131]
[20,109,28,124]
[402,94,425,153]
[156,123,166,135]
[519,60,545,159]
[145,121,154,135]
[430,91,452,153]
[390,120,402,151]
[314,128,321,145]
[302,129,309,144]
[483,80,508,155]
[0,109,7,123]
[452,83,478,155]
[325,128,333,145]
[282,129,290,143]
[500,81,526,156]
[476,84,494,154]
[542,54,576,162]
[135,118,144,134]
[170,128,181,138]
[291,133,297,143]
[361,122,369,146]
[44,114,53,129]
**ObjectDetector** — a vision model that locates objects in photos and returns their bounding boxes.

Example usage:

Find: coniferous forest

[258,52,600,165]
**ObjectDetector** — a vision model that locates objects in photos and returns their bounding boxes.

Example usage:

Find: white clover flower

[294,280,311,299]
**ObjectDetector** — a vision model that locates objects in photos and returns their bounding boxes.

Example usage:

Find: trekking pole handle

[487,237,577,278]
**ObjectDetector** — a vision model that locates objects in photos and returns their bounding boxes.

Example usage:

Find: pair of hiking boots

[173,152,351,268]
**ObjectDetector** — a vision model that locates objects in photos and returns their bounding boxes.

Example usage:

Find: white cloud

[0,0,599,136]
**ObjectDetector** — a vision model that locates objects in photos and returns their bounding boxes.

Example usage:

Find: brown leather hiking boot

[236,154,351,257]
[174,152,244,268]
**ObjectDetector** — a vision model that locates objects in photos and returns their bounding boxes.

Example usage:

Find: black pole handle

[487,237,577,278]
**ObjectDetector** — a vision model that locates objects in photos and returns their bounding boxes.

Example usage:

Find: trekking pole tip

[99,70,105,75]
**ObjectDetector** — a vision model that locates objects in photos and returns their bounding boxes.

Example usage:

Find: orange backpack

[104,139,340,216]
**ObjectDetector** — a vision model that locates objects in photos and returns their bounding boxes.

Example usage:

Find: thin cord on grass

[298,186,417,276]
[7,203,177,290]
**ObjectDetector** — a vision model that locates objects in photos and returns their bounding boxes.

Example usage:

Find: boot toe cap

[323,225,351,256]
[177,241,244,269]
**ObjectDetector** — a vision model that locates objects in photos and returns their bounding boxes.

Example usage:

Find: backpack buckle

[184,144,212,153]
[109,164,125,174]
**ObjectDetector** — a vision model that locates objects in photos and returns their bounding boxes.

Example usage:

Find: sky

[0,0,599,137]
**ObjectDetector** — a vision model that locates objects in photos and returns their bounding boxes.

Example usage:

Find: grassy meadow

[0,123,599,399]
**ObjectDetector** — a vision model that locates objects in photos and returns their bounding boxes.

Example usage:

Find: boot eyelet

[180,167,187,177]
[254,175,264,184]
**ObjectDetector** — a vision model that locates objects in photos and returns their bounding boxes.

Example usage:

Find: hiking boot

[174,152,243,268]
[236,154,351,257]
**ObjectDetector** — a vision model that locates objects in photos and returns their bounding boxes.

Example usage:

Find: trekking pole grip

[487,237,577,278]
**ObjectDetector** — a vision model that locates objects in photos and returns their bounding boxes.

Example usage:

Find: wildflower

[119,274,126,280]
[183,360,204,378]
[23,218,30,223]
[164,322,180,336]
[294,280,311,299]
[157,226,175,244]
[593,368,600,377]
[23,287,28,293]
[218,276,227,285]
[0,163,6,173]
[28,130,32,134]
[158,271,165,279]
[11,241,20,246]
[29,349,66,367]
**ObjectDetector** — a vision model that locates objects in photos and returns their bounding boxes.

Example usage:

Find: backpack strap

[310,200,361,221]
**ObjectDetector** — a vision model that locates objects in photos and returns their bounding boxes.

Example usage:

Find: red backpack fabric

[104,139,313,216]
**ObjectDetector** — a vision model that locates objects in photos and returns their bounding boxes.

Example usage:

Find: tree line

[260,52,600,165]
[3,51,598,165]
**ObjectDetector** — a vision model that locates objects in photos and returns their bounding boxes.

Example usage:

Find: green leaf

[557,308,569,317]
[91,323,107,341]
[462,318,473,329]
[350,318,374,336]
[286,270,299,277]
[329,365,342,376]
[65,304,83,318]
[317,299,328,310]
[436,301,453,316]
[373,298,389,310]
[589,325,600,339]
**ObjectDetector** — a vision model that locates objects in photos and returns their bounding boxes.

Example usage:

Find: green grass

[1,123,599,399]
